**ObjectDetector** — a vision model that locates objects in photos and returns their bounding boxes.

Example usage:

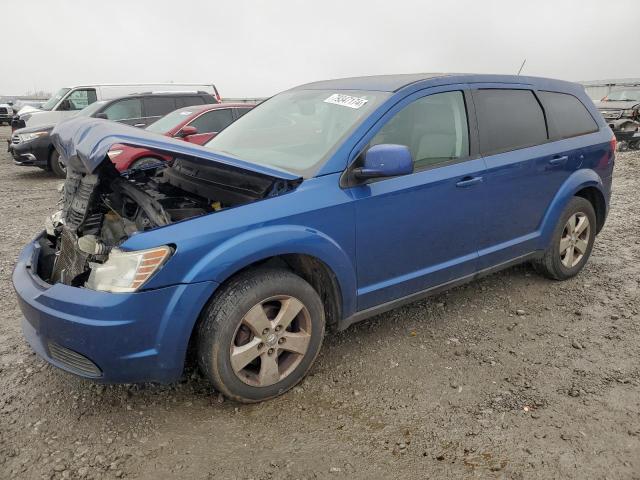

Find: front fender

[183,225,357,318]
[539,169,606,247]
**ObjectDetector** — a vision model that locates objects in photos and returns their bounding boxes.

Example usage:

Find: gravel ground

[0,124,638,479]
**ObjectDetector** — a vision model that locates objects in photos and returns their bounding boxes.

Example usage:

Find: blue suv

[13,74,614,402]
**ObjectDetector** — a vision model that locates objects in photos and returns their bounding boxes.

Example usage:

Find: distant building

[579,78,640,100]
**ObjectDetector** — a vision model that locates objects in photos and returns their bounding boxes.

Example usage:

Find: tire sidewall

[198,269,325,402]
[549,197,596,279]
[49,149,66,178]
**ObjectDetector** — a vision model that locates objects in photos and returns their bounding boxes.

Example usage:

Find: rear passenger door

[471,87,580,268]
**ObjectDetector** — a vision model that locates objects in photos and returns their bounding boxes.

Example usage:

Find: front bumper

[12,234,217,383]
[8,137,50,167]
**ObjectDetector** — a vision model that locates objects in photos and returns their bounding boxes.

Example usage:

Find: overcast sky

[4,0,639,98]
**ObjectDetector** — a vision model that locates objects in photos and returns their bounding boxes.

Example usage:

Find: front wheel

[49,149,66,178]
[197,268,325,403]
[535,197,596,280]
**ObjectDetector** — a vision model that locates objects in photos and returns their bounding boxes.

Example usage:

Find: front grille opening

[47,341,102,378]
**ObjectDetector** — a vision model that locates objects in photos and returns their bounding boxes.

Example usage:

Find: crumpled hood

[50,116,301,181]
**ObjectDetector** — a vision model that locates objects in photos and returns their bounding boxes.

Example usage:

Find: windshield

[204,89,390,177]
[605,89,640,102]
[77,101,107,117]
[41,88,71,111]
[146,108,194,134]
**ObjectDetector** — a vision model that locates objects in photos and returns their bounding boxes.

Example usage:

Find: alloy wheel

[559,212,590,268]
[230,295,312,387]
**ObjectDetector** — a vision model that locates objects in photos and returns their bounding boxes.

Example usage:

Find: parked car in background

[9,91,217,177]
[13,74,614,403]
[595,86,640,148]
[12,83,221,130]
[0,103,13,125]
[12,99,47,115]
[108,103,254,171]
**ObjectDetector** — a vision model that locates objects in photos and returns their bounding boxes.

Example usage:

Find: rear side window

[188,108,234,133]
[177,96,206,108]
[474,89,547,155]
[144,97,178,117]
[538,91,598,140]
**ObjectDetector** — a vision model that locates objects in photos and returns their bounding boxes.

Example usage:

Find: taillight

[610,133,617,153]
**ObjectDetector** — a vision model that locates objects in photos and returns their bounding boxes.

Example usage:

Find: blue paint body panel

[13,74,614,383]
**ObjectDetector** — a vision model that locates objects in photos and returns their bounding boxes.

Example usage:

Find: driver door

[349,89,487,310]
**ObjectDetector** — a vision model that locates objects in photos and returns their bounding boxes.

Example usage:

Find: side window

[235,107,251,119]
[102,99,143,121]
[143,97,178,117]
[177,96,206,108]
[188,109,234,134]
[370,91,469,170]
[538,91,599,140]
[65,88,97,111]
[474,89,548,155]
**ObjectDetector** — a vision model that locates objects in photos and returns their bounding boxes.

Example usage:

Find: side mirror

[178,125,198,137]
[58,99,71,111]
[354,144,413,180]
[7,101,13,106]
[94,112,108,120]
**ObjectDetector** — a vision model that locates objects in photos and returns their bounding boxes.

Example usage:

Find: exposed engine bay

[36,157,298,287]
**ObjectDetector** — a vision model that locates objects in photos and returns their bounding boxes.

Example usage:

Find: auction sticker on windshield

[324,94,368,109]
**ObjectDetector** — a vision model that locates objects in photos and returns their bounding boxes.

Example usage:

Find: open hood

[50,116,301,181]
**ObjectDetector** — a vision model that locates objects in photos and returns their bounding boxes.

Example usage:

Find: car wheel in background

[197,268,325,403]
[535,196,596,280]
[49,149,66,178]
[129,157,165,170]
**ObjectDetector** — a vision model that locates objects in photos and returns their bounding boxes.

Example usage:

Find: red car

[107,103,254,171]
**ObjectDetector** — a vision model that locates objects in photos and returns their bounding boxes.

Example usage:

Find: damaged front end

[38,117,301,291]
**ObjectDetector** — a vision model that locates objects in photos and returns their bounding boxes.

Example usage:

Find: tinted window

[176,96,206,108]
[189,109,234,134]
[144,97,178,117]
[102,99,143,121]
[538,91,598,140]
[65,88,97,111]
[370,91,469,169]
[474,89,547,155]
[235,107,251,119]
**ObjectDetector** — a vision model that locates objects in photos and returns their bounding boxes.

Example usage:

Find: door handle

[456,176,483,188]
[548,155,569,166]
[134,123,146,127]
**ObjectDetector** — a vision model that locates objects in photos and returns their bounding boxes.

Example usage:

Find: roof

[293,73,580,93]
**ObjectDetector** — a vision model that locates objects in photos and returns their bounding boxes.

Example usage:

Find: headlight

[85,246,172,293]
[18,130,49,143]
[107,149,123,159]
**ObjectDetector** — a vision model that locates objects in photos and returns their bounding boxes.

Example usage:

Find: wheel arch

[539,169,608,246]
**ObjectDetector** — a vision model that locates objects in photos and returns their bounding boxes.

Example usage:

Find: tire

[535,197,596,280]
[129,157,164,170]
[49,149,66,178]
[197,268,325,403]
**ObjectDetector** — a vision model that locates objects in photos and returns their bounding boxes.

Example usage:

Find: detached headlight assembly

[86,246,172,293]
[18,130,49,143]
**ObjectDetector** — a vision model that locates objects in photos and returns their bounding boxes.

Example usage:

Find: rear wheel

[535,197,596,280]
[197,268,325,403]
[49,149,66,178]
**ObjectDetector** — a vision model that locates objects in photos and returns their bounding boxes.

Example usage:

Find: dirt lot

[0,124,638,480]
